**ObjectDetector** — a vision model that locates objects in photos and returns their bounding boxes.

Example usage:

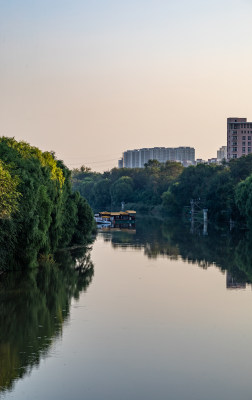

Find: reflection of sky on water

[98,217,252,288]
[2,220,252,400]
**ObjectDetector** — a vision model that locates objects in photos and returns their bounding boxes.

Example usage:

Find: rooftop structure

[118,146,195,168]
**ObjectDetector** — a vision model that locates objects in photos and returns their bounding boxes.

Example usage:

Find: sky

[1,0,252,171]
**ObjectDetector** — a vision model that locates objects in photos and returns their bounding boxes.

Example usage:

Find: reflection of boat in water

[99,226,136,233]
[94,216,112,226]
[97,222,112,228]
[94,210,136,229]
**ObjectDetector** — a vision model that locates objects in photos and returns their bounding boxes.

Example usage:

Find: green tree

[0,137,94,270]
[110,176,134,206]
[235,174,252,227]
[0,161,20,219]
[93,179,111,208]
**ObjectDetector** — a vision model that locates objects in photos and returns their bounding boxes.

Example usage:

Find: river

[1,218,252,400]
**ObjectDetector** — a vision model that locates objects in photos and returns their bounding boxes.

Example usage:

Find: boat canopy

[98,210,136,216]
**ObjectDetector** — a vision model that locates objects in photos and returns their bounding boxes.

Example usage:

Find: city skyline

[1,1,252,171]
[119,146,195,168]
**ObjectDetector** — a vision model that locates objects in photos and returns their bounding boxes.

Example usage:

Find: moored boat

[94,210,136,228]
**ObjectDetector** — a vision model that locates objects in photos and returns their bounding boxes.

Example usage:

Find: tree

[93,179,111,208]
[110,176,134,205]
[0,137,94,269]
[0,161,20,219]
[235,175,252,227]
[229,154,252,183]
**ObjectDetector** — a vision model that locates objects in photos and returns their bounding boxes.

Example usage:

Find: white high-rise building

[118,147,195,168]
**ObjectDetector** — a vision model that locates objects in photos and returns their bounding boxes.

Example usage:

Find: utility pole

[190,199,208,235]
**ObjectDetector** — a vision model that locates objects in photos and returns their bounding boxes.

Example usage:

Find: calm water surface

[1,219,252,400]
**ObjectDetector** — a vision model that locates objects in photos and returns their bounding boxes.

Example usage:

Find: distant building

[227,117,252,159]
[208,158,218,164]
[119,147,195,168]
[217,146,227,161]
[195,159,206,164]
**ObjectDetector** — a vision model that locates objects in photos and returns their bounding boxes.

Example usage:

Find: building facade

[217,146,227,161]
[118,147,195,168]
[227,117,252,159]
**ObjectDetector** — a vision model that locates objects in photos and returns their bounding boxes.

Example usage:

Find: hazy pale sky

[1,0,252,171]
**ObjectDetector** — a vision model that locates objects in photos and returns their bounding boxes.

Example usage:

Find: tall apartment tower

[227,117,252,159]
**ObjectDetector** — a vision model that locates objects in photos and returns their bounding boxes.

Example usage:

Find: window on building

[242,136,246,140]
[248,136,251,140]
[232,147,237,152]
[232,135,237,140]
[242,141,246,145]
[242,147,246,152]
[248,147,251,153]
[233,154,237,158]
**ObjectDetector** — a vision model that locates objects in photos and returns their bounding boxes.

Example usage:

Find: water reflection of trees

[0,245,94,395]
[100,218,252,285]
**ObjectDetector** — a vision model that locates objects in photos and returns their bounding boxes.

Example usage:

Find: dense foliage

[72,155,252,229]
[72,160,184,212]
[0,160,20,218]
[0,137,94,270]
[163,155,252,225]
